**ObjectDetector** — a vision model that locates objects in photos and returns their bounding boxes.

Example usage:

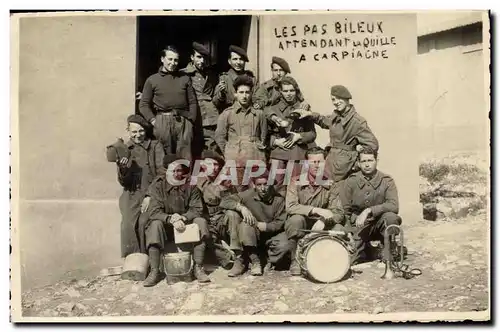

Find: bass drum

[296,233,353,283]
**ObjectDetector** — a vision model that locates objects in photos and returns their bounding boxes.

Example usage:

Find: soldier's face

[169,162,190,181]
[331,95,349,113]
[161,50,179,72]
[280,84,297,104]
[307,153,325,178]
[271,63,286,81]
[228,52,245,71]
[359,153,377,175]
[191,51,206,71]
[254,178,271,198]
[235,85,252,107]
[203,158,221,177]
[128,123,146,144]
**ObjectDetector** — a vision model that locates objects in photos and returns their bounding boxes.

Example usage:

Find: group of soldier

[107,41,403,287]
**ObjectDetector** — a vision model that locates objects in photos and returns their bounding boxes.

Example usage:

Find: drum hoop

[297,234,351,274]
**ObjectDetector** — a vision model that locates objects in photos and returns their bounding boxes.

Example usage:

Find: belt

[332,143,357,151]
[153,105,183,115]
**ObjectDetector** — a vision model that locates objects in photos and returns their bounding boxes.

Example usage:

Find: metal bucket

[163,251,194,284]
[121,253,149,281]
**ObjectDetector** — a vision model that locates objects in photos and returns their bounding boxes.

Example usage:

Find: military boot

[249,253,262,276]
[143,269,163,287]
[228,256,246,277]
[288,239,301,276]
[194,264,211,283]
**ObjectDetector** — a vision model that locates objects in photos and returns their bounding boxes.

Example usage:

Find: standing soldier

[213,45,258,112]
[298,85,379,183]
[220,172,289,277]
[139,45,199,161]
[339,147,402,265]
[285,146,345,275]
[139,155,211,287]
[253,56,292,110]
[215,75,267,191]
[105,115,165,264]
[265,76,317,186]
[181,42,222,156]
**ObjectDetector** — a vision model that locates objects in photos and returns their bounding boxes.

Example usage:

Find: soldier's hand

[355,210,370,228]
[118,157,129,167]
[297,109,313,119]
[311,220,325,231]
[356,145,363,153]
[274,138,289,150]
[283,132,301,149]
[135,92,142,100]
[173,220,186,232]
[216,81,226,92]
[240,207,256,226]
[150,118,156,126]
[170,213,182,224]
[141,197,151,213]
[313,208,334,221]
[256,222,267,232]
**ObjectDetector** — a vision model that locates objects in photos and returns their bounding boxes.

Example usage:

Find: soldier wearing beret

[215,75,267,192]
[139,154,211,287]
[253,56,300,110]
[297,85,379,183]
[213,45,258,112]
[339,146,402,265]
[139,45,199,161]
[180,42,222,157]
[105,115,165,263]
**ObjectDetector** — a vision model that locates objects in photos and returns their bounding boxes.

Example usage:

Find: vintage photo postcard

[10,9,490,323]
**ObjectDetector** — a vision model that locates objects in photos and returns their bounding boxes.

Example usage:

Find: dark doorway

[135,15,253,97]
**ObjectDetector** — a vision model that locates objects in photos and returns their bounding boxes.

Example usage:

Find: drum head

[305,237,350,283]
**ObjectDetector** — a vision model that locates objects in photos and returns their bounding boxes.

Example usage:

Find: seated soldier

[139,155,211,287]
[195,150,242,268]
[339,146,402,265]
[220,171,288,277]
[285,146,345,276]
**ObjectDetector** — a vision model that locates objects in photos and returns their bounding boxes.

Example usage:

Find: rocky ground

[21,212,489,318]
[21,151,490,319]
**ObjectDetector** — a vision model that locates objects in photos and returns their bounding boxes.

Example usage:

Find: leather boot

[228,256,246,277]
[288,239,301,276]
[194,264,211,283]
[249,252,262,276]
[143,246,163,287]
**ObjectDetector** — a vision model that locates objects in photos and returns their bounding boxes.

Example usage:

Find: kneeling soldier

[285,146,345,275]
[140,155,210,287]
[339,147,402,265]
[220,172,288,277]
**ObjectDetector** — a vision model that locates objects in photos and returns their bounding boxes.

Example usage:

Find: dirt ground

[21,211,489,318]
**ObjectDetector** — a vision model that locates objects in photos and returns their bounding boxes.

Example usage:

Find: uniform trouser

[285,215,344,260]
[119,190,146,258]
[153,113,193,161]
[144,217,210,265]
[237,222,289,264]
[350,212,402,264]
[209,210,243,251]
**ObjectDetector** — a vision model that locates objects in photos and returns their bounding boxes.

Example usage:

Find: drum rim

[301,235,351,283]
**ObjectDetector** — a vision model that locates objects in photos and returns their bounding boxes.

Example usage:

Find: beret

[233,74,255,90]
[192,42,210,57]
[272,56,291,74]
[201,150,225,164]
[127,114,150,128]
[330,85,352,99]
[229,45,249,62]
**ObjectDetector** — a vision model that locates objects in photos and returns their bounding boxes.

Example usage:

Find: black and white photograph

[10,10,490,322]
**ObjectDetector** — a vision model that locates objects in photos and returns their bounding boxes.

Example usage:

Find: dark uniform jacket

[253,79,282,110]
[310,105,379,181]
[220,188,287,233]
[139,67,198,124]
[265,98,317,161]
[340,170,399,224]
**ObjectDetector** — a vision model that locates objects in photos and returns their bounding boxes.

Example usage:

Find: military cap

[233,74,255,90]
[271,56,291,74]
[192,42,210,57]
[330,85,352,99]
[228,45,249,62]
[201,150,225,164]
[127,114,150,128]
